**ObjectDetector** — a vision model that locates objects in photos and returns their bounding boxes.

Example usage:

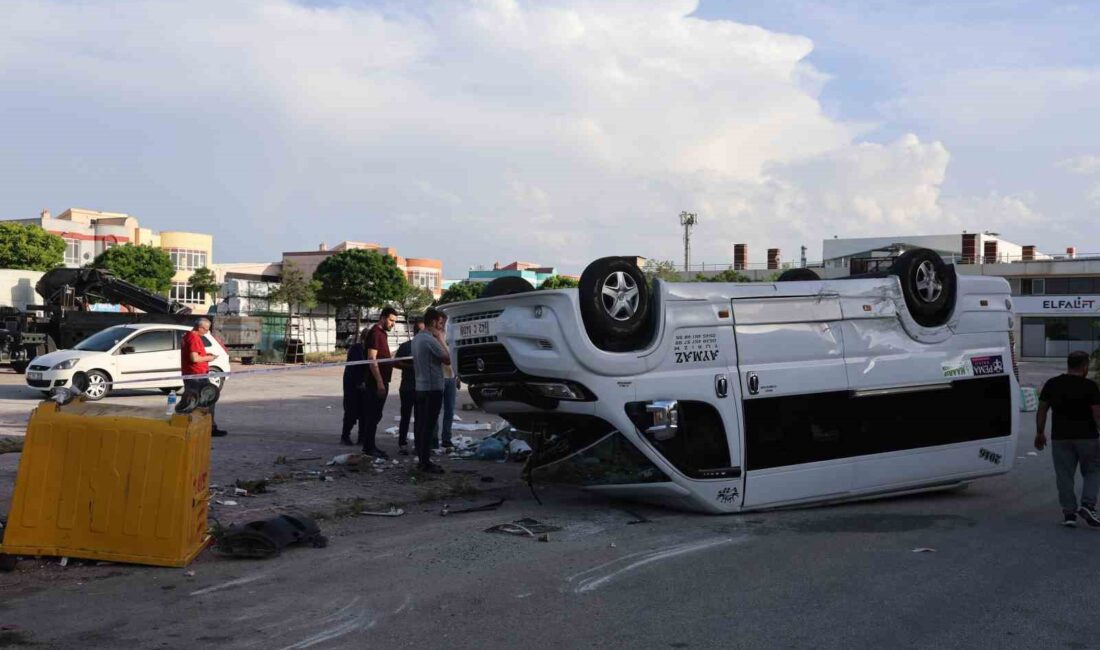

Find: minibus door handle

[715,374,728,398]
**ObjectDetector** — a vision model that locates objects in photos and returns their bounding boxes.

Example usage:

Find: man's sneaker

[1078,507,1100,528]
[339,435,354,446]
[1062,513,1078,528]
[367,448,389,460]
[422,463,445,475]
[212,428,228,438]
[398,444,409,456]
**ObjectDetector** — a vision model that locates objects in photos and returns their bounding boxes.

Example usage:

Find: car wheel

[889,248,956,327]
[578,257,652,352]
[776,268,821,281]
[82,370,111,401]
[10,360,29,374]
[481,276,535,298]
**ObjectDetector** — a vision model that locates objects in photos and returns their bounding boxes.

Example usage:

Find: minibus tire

[482,276,534,298]
[579,257,651,351]
[889,248,956,327]
[776,268,820,281]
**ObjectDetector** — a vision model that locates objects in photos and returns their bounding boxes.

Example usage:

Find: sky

[1,0,1098,276]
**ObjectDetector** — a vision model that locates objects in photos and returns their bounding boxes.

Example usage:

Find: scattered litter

[215,500,239,506]
[911,547,936,553]
[326,406,333,409]
[507,439,532,461]
[392,460,400,466]
[184,571,196,577]
[460,403,480,411]
[1027,452,1038,456]
[609,542,616,549]
[475,437,506,461]
[360,507,405,517]
[442,499,505,516]
[373,457,387,465]
[452,422,492,432]
[59,557,69,567]
[213,514,327,559]
[323,476,335,482]
[485,518,561,538]
[296,456,322,462]
[385,426,400,436]
[328,453,362,466]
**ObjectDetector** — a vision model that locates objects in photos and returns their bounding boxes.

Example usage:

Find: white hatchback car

[25,323,230,400]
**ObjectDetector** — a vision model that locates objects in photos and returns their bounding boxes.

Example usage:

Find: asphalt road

[2,362,1097,649]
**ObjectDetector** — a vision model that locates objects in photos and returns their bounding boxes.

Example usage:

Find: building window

[64,238,80,266]
[170,282,206,304]
[409,270,438,290]
[1021,316,1100,357]
[167,248,208,272]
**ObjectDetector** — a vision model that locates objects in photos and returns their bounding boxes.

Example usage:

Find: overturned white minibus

[441,250,1019,513]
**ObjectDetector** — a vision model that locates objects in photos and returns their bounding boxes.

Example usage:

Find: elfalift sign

[1014,296,1100,314]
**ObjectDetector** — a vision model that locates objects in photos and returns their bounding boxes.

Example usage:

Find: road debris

[328,453,362,466]
[360,507,405,517]
[911,547,936,553]
[0,438,22,455]
[485,518,561,538]
[214,514,328,559]
[214,500,239,506]
[441,499,505,516]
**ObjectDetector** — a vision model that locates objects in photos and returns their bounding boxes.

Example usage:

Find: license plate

[27,372,42,381]
[458,320,490,339]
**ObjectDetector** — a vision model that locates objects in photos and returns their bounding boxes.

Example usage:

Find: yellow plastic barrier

[0,400,212,567]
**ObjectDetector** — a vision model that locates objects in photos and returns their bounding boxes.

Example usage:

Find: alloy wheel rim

[600,271,640,321]
[914,260,943,303]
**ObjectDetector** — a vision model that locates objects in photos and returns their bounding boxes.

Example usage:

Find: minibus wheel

[579,257,652,351]
[889,249,956,327]
[776,268,820,281]
[481,276,534,298]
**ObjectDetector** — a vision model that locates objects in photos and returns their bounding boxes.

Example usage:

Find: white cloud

[1059,155,1100,175]
[0,0,1050,272]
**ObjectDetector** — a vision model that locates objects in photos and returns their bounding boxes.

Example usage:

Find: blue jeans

[440,378,457,446]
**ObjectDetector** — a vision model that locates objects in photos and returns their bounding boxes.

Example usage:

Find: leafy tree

[187,267,221,302]
[394,282,434,319]
[538,275,579,290]
[93,244,175,294]
[438,281,483,305]
[0,223,66,271]
[641,259,682,284]
[267,259,319,315]
[313,249,406,328]
[695,269,752,283]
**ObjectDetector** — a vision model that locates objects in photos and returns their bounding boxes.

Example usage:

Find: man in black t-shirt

[1036,351,1100,528]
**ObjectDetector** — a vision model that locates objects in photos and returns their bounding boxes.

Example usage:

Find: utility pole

[679,211,698,272]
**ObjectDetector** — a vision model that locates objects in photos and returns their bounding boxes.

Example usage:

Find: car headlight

[51,358,80,370]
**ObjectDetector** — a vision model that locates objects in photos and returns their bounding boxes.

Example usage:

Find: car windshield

[73,326,137,352]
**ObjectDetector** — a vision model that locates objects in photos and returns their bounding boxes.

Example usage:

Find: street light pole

[679,211,698,272]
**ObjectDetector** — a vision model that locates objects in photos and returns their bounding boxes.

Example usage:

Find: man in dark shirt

[340,330,368,446]
[362,307,398,458]
[394,318,424,455]
[1036,351,1100,527]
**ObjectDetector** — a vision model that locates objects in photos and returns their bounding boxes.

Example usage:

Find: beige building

[284,241,444,298]
[6,208,216,310]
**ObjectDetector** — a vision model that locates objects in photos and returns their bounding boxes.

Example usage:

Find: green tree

[0,223,66,271]
[267,259,319,316]
[438,281,483,305]
[394,282,434,320]
[695,269,752,283]
[313,249,406,328]
[641,259,682,284]
[93,244,175,294]
[538,275,579,290]
[187,267,221,303]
